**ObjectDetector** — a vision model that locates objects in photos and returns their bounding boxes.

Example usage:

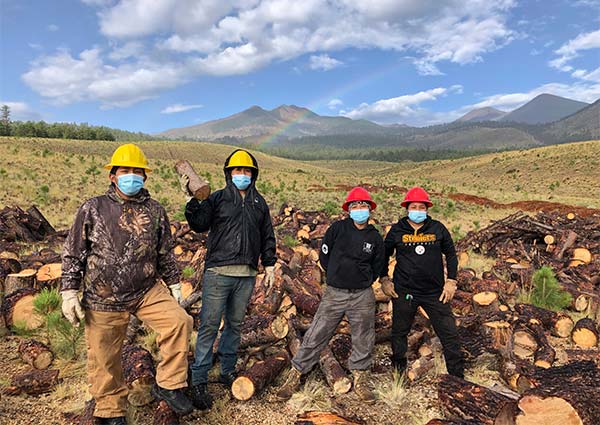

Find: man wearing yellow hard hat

[179,148,276,410]
[60,144,194,424]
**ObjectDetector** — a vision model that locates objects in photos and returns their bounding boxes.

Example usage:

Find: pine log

[330,334,352,365]
[26,205,55,237]
[10,368,60,395]
[513,304,574,338]
[231,349,290,400]
[524,361,600,390]
[407,354,434,381]
[319,346,351,394]
[35,263,62,289]
[438,374,518,425]
[18,339,53,369]
[1,288,43,329]
[3,269,36,295]
[295,411,364,425]
[282,276,320,316]
[0,256,22,285]
[122,344,156,406]
[240,314,289,349]
[555,231,578,260]
[564,348,600,364]
[175,160,210,201]
[571,318,598,348]
[154,400,179,425]
[472,291,499,315]
[512,321,539,360]
[571,247,592,264]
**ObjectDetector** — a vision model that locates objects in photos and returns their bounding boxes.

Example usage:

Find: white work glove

[264,266,275,291]
[439,279,457,304]
[179,174,193,202]
[380,277,398,298]
[61,290,84,326]
[169,283,183,304]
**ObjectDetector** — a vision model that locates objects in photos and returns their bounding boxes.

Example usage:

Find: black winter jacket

[185,151,276,270]
[319,218,385,290]
[381,216,457,297]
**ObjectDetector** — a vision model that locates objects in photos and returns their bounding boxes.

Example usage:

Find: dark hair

[110,166,119,175]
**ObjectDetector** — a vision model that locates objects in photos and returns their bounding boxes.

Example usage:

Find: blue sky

[1,0,599,133]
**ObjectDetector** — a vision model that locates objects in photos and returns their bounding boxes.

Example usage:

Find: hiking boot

[219,371,237,387]
[189,384,213,410]
[352,370,376,404]
[97,417,127,425]
[151,384,194,416]
[274,367,302,401]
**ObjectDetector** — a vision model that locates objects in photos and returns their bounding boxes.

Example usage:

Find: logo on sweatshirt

[363,242,373,254]
[321,244,329,255]
[415,245,425,255]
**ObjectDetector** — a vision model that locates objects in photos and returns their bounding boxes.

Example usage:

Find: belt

[329,286,368,294]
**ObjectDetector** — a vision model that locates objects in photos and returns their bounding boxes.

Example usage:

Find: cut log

[330,334,352,365]
[407,354,434,381]
[472,291,499,315]
[438,374,518,425]
[514,304,574,338]
[175,160,210,201]
[231,349,290,400]
[154,400,179,425]
[1,288,43,329]
[319,346,351,394]
[571,318,598,348]
[121,344,156,406]
[543,235,555,245]
[35,263,62,289]
[3,269,36,295]
[571,248,592,264]
[282,276,320,316]
[10,368,60,395]
[555,231,577,260]
[564,349,600,364]
[240,314,289,349]
[18,339,53,369]
[295,411,364,425]
[512,322,538,360]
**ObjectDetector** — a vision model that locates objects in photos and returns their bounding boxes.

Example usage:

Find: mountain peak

[500,94,589,124]
[270,104,316,121]
[456,107,506,123]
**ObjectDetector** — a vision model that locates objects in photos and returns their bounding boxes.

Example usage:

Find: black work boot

[97,417,127,425]
[151,384,194,416]
[189,384,213,410]
[391,356,407,373]
[219,371,237,387]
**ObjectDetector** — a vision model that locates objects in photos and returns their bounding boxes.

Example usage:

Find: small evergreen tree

[0,104,11,136]
[529,266,572,311]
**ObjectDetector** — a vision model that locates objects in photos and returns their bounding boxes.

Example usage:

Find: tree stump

[175,160,211,201]
[18,339,53,369]
[3,269,36,295]
[319,346,351,394]
[231,350,290,401]
[571,318,598,348]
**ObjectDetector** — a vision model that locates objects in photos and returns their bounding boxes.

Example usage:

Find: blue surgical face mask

[350,209,370,224]
[232,174,251,190]
[117,174,144,196]
[408,210,427,224]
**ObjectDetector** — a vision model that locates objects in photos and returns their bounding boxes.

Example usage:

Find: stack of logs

[1,204,599,425]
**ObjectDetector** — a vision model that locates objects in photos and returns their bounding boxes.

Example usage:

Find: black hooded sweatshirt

[380,216,457,298]
[185,150,277,270]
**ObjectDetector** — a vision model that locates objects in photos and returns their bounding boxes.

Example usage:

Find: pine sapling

[530,266,572,311]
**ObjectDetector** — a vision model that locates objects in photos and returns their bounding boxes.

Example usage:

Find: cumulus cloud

[0,101,43,121]
[328,98,343,110]
[48,24,59,32]
[550,29,600,72]
[341,85,463,124]
[309,54,343,71]
[26,0,517,106]
[160,103,203,114]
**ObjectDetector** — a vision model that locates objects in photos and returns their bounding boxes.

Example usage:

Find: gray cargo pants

[292,285,376,372]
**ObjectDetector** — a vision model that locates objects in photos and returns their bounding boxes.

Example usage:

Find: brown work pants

[85,283,193,418]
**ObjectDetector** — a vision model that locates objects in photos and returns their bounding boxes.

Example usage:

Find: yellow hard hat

[225,150,257,169]
[104,144,152,172]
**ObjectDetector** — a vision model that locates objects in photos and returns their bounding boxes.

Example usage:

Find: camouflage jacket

[61,185,179,312]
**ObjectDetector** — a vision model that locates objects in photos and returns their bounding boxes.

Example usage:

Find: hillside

[455,107,506,122]
[499,93,588,124]
[541,99,600,143]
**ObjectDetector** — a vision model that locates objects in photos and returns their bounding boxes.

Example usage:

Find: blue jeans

[190,270,255,385]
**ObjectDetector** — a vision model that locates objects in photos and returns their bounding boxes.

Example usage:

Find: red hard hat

[342,187,377,211]
[401,187,433,208]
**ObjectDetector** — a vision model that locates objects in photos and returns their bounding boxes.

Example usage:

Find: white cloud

[26,0,517,106]
[341,85,463,124]
[161,103,203,114]
[550,29,600,72]
[309,54,343,71]
[48,24,59,32]
[328,99,343,110]
[29,43,43,50]
[0,101,43,121]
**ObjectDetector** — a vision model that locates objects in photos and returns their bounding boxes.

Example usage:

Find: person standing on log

[60,144,194,425]
[180,149,277,410]
[275,187,385,404]
[380,186,464,378]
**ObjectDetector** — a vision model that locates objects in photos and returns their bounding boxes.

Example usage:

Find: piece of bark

[571,318,599,348]
[3,269,36,295]
[18,339,53,369]
[438,374,518,425]
[154,400,179,425]
[295,411,364,425]
[175,160,210,201]
[240,314,289,349]
[231,349,290,400]
[513,303,574,338]
[122,344,156,406]
[10,368,60,395]
[319,346,351,394]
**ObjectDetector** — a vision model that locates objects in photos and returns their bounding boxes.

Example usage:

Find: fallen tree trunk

[319,346,351,394]
[8,368,60,395]
[121,344,156,407]
[18,339,53,369]
[231,349,290,400]
[513,303,573,338]
[240,314,289,349]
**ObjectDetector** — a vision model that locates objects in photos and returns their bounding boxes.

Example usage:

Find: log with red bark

[175,160,211,201]
[231,349,290,400]
[282,275,320,316]
[407,353,435,381]
[1,288,43,330]
[154,400,179,425]
[7,368,60,395]
[564,348,600,364]
[122,344,156,406]
[513,303,574,338]
[0,255,22,285]
[239,314,289,349]
[0,205,55,242]
[295,411,364,425]
[571,317,599,348]
[18,339,53,369]
[3,269,36,295]
[330,333,352,365]
[319,346,351,394]
[438,374,518,425]
[472,291,499,316]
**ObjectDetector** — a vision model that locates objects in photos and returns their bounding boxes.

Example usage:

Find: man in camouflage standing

[61,144,194,425]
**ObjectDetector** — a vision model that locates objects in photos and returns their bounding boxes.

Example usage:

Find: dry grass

[287,376,332,412]
[463,251,498,276]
